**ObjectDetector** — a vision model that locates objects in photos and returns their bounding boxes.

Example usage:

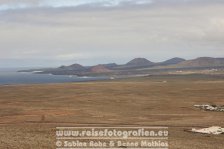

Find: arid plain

[0,74,223,149]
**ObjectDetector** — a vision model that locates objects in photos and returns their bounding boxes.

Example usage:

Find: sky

[0,0,224,68]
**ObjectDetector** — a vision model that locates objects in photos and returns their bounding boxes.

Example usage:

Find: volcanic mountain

[112,58,155,70]
[90,65,111,73]
[59,63,87,71]
[159,57,186,65]
[126,58,154,66]
[172,57,224,68]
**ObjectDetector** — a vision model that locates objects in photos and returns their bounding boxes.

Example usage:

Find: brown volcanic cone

[90,65,111,73]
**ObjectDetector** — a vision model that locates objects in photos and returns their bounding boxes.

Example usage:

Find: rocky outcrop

[191,126,224,135]
[194,104,224,112]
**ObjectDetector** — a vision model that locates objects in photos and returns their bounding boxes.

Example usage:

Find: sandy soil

[0,75,223,149]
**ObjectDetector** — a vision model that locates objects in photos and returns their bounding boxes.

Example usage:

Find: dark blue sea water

[0,69,109,85]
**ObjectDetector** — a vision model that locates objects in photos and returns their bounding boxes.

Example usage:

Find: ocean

[0,69,108,85]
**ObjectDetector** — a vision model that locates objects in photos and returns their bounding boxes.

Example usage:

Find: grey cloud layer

[0,0,224,67]
[0,0,153,11]
[1,0,224,11]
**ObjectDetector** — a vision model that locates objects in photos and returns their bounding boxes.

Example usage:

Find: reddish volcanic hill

[90,65,111,73]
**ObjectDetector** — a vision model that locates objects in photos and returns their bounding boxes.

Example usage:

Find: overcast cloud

[0,0,224,67]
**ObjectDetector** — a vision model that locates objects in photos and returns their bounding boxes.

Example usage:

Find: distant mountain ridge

[19,57,224,76]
